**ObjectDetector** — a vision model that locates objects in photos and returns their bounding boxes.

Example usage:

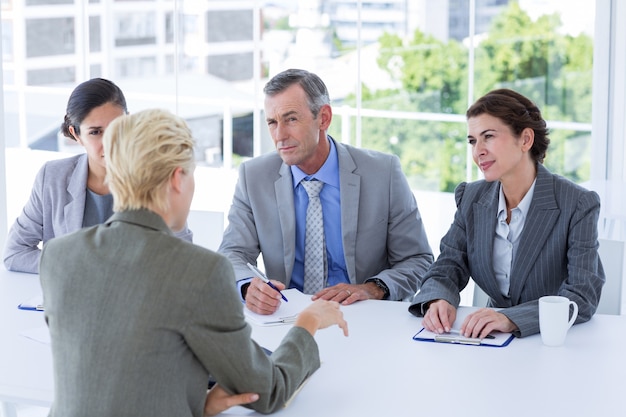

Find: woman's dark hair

[61,78,127,140]
[466,88,550,164]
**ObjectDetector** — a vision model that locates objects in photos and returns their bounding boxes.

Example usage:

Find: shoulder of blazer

[535,163,600,210]
[538,163,593,197]
[240,151,284,178]
[338,140,396,173]
[41,153,86,179]
[454,179,497,209]
[39,153,88,195]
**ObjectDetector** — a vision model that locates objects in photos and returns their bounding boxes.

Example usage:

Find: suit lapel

[276,163,297,283]
[473,182,509,305]
[508,164,560,303]
[64,155,89,234]
[336,143,360,283]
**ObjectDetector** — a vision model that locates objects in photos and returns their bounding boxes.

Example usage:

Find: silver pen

[446,329,495,339]
[246,262,289,302]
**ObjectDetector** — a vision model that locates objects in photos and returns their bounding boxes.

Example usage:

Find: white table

[0,270,52,417]
[1,268,625,417]
[245,298,626,417]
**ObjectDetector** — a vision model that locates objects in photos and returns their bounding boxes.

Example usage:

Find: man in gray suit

[39,108,348,417]
[218,68,433,315]
[409,89,605,338]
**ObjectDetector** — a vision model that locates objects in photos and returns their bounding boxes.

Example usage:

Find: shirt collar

[497,178,537,219]
[290,136,339,188]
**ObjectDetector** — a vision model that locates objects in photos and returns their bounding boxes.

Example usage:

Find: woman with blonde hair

[40,108,348,417]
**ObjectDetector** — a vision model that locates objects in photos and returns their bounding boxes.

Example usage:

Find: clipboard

[413,327,514,347]
[18,294,44,311]
[412,306,515,347]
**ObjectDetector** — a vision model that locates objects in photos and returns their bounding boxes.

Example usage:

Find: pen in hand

[246,262,289,302]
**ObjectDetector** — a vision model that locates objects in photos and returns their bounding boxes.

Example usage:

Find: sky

[519,0,595,35]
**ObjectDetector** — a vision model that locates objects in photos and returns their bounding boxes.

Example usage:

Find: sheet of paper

[20,326,51,345]
[244,288,313,326]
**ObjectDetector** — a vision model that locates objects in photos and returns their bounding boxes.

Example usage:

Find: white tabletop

[243,298,626,417]
[1,268,625,417]
[0,270,53,411]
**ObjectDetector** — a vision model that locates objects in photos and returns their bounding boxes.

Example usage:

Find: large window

[331,0,595,192]
[2,0,624,249]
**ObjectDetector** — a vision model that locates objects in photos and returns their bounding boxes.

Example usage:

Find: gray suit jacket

[218,138,433,301]
[40,210,320,417]
[409,164,605,337]
[4,153,192,273]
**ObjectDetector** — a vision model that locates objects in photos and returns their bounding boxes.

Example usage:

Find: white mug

[539,296,578,347]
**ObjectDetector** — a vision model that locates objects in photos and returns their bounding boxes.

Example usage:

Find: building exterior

[1,0,514,153]
[448,0,511,42]
[1,0,258,87]
[324,0,419,49]
[1,0,259,157]
[320,0,510,49]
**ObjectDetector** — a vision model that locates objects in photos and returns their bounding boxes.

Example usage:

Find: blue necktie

[301,179,326,294]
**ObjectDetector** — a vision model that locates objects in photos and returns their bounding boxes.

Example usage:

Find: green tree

[347,1,593,191]
[475,2,593,180]
[377,30,468,114]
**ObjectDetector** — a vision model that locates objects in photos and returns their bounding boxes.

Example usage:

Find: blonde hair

[103,108,195,212]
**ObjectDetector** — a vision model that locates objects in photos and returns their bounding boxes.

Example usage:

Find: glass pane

[1,18,11,61]
[90,16,101,53]
[26,17,74,58]
[472,0,594,184]
[351,118,468,193]
[0,0,598,224]
[206,9,253,42]
[114,12,156,46]
[27,67,75,85]
[338,0,595,190]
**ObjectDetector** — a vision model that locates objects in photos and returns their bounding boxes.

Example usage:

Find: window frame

[0,0,623,253]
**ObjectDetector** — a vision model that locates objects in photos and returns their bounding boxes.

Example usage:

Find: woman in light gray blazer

[3,78,191,273]
[409,89,604,338]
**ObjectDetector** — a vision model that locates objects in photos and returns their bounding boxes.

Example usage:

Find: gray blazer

[3,153,192,273]
[409,164,605,337]
[218,138,433,301]
[40,210,320,417]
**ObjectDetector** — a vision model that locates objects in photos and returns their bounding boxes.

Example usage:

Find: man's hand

[203,385,259,416]
[311,282,384,305]
[244,277,286,315]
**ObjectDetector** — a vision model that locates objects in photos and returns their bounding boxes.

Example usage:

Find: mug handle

[567,301,579,328]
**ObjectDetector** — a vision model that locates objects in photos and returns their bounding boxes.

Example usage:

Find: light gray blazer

[40,210,320,417]
[409,164,605,337]
[218,138,434,301]
[3,153,192,273]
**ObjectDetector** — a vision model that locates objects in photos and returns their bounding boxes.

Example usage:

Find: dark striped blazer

[410,163,605,337]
